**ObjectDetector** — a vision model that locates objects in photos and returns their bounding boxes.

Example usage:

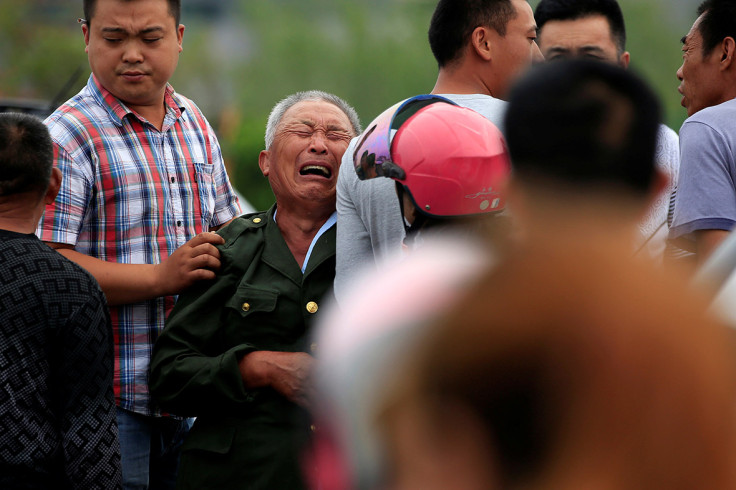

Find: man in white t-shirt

[534,0,681,261]
[334,0,542,302]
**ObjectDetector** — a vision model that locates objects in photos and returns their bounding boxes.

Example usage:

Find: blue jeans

[117,408,192,490]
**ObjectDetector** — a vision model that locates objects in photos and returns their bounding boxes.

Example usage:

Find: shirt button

[310,424,317,433]
[306,301,318,314]
[310,342,318,353]
[253,218,262,224]
[242,303,250,312]
[177,220,182,227]
[170,177,175,183]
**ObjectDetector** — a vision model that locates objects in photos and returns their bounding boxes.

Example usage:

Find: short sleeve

[670,119,736,242]
[36,139,94,245]
[205,119,242,227]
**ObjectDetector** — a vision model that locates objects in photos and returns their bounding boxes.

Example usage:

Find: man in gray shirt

[335,0,542,302]
[670,0,736,265]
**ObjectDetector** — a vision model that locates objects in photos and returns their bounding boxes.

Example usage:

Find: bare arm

[238,351,315,408]
[695,229,730,265]
[46,232,225,306]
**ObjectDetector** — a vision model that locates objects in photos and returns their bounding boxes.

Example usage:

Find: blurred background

[0,0,700,210]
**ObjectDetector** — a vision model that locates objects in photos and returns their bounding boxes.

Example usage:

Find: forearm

[150,344,254,416]
[47,232,224,306]
[53,247,163,305]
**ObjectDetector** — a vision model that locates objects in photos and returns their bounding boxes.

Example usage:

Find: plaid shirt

[37,75,241,416]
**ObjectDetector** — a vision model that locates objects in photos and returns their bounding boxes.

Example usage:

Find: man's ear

[82,22,90,53]
[619,51,631,69]
[258,150,271,178]
[720,37,735,70]
[471,26,493,61]
[45,168,62,205]
[177,24,185,53]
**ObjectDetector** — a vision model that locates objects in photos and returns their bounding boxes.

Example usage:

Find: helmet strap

[396,182,428,248]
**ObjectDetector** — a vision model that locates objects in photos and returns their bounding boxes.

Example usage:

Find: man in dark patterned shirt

[0,112,122,489]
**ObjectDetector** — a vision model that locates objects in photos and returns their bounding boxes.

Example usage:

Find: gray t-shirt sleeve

[335,137,405,305]
[670,119,736,243]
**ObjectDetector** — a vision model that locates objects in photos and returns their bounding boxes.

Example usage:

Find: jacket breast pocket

[225,285,278,318]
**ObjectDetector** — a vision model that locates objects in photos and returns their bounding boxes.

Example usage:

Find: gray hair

[264,90,362,149]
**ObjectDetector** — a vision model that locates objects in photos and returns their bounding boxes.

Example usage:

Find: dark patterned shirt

[0,230,121,489]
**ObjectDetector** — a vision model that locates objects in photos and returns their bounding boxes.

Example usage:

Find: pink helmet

[354,95,510,218]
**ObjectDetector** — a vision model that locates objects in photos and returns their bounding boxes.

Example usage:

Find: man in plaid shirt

[36,0,241,487]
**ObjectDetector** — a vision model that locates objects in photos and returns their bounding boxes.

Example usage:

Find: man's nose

[676,64,684,81]
[309,132,329,154]
[122,40,144,64]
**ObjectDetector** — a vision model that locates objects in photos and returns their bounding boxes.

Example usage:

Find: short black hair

[695,0,736,56]
[504,59,660,195]
[83,0,181,28]
[535,0,627,55]
[0,113,54,197]
[428,0,517,68]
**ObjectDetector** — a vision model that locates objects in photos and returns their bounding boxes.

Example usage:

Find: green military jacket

[149,205,336,490]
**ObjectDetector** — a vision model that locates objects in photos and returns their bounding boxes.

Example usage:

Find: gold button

[242,302,251,312]
[306,301,318,314]
[310,342,318,353]
[310,424,317,433]
[253,217,262,224]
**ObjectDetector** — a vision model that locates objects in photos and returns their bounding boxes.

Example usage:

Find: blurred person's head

[504,59,663,232]
[0,113,61,232]
[312,236,494,490]
[353,95,511,247]
[677,0,736,116]
[380,237,736,490]
[259,91,359,213]
[535,0,629,66]
[429,0,544,99]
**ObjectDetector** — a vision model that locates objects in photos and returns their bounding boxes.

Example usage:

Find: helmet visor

[353,94,457,180]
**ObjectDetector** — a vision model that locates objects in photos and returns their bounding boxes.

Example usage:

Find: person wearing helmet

[307,96,512,490]
[334,0,543,304]
[353,94,511,248]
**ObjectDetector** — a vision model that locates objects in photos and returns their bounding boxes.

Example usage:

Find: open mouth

[299,165,332,179]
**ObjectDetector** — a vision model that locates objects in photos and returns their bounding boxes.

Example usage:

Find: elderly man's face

[260,100,353,207]
[677,14,726,116]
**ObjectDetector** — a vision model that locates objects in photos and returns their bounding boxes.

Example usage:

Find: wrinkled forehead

[279,100,352,129]
[685,13,705,44]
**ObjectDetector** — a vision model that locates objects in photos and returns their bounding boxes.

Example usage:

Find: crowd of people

[2,0,736,489]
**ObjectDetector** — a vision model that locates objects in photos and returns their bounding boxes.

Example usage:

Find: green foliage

[618,0,692,130]
[0,1,86,102]
[0,0,702,209]
[205,0,440,210]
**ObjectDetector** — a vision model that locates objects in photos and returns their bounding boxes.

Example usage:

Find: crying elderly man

[149,91,360,490]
